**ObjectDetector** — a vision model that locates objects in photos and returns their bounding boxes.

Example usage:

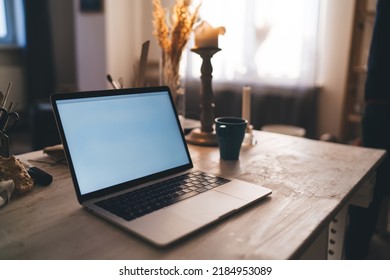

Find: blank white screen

[56,91,190,195]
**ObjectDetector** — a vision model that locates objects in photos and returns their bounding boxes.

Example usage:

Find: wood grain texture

[0,131,385,260]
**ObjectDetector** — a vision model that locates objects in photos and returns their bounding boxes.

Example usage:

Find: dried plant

[153,0,200,103]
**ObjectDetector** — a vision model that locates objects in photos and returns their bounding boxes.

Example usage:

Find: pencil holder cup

[0,131,10,158]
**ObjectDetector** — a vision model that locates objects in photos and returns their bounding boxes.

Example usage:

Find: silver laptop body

[51,86,271,246]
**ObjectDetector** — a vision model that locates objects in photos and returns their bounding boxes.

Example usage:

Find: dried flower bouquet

[152,0,200,108]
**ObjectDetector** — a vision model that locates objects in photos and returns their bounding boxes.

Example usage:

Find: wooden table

[0,131,386,259]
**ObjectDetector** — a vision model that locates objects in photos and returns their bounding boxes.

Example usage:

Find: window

[0,1,5,37]
[185,0,321,87]
[0,0,14,43]
[0,0,24,46]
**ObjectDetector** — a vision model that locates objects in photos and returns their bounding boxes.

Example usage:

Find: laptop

[50,86,271,246]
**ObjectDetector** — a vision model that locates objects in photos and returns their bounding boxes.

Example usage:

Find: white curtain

[185,0,321,88]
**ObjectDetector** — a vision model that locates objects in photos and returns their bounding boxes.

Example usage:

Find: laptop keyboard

[95,171,230,221]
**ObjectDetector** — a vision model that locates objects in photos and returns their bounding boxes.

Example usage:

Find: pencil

[2,82,12,107]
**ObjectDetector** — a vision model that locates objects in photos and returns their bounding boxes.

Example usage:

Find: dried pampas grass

[153,0,200,101]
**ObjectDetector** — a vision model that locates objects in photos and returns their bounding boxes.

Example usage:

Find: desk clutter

[0,82,54,208]
[0,82,25,207]
[0,82,20,158]
[0,156,34,193]
[0,154,54,208]
[0,155,34,207]
[43,144,66,162]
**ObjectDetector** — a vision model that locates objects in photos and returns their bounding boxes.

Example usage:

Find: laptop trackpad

[127,191,242,246]
[165,190,246,224]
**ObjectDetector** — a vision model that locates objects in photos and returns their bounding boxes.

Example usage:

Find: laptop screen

[53,88,192,196]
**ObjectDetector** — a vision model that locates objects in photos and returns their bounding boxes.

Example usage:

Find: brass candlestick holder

[186,47,221,146]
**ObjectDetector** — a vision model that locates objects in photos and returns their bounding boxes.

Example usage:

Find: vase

[160,52,186,121]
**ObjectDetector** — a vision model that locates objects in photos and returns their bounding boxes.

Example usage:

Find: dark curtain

[23,0,55,104]
[345,0,390,260]
[23,0,60,150]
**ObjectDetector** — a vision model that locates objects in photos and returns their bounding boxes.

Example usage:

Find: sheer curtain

[186,0,321,87]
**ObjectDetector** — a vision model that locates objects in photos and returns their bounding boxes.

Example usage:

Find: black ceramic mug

[215,117,247,160]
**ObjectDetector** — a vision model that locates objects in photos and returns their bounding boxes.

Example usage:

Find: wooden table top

[0,131,386,259]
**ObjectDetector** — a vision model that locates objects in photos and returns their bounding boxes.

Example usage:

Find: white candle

[194,21,226,48]
[242,86,251,125]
